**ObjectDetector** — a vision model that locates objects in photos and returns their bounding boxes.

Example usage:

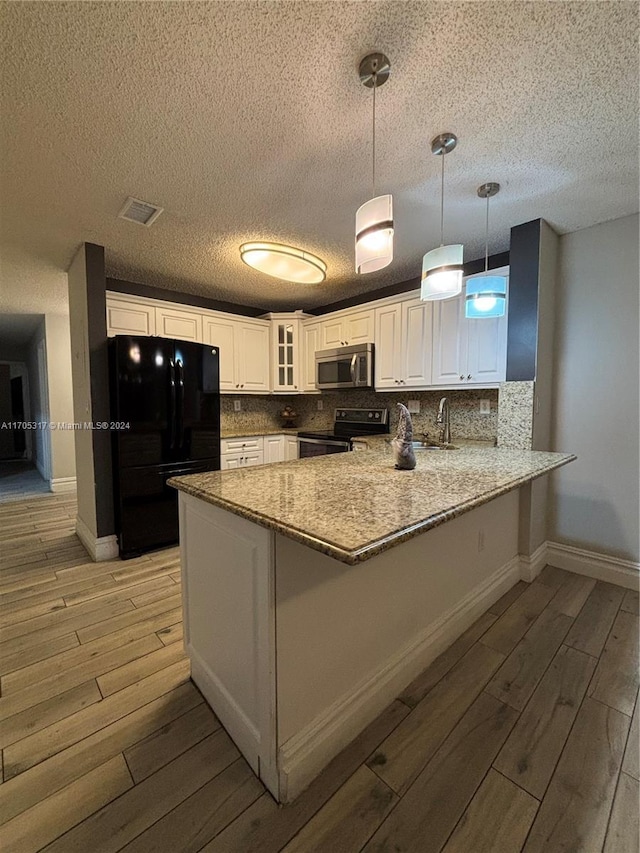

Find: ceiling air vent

[118,197,164,227]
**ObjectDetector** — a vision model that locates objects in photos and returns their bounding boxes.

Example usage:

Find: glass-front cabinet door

[265,312,309,393]
[277,322,295,390]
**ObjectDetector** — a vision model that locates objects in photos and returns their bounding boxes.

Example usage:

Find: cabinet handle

[459,375,464,381]
[241,384,244,388]
[467,374,472,380]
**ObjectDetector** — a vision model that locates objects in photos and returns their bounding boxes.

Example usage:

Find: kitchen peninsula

[169,444,575,802]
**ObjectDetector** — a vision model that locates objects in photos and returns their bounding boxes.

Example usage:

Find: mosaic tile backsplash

[221,388,499,442]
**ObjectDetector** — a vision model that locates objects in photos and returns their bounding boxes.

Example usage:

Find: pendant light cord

[484,193,490,273]
[440,148,445,247]
[372,69,377,198]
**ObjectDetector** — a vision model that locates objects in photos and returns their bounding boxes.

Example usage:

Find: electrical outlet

[480,399,491,415]
[478,529,485,552]
[407,400,420,414]
[233,400,241,412]
[316,399,323,411]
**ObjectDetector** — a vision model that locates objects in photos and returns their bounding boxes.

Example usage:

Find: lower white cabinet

[284,436,299,461]
[264,435,284,464]
[220,451,264,469]
[220,434,298,469]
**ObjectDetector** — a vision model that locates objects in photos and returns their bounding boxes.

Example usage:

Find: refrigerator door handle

[168,359,177,449]
[176,359,185,449]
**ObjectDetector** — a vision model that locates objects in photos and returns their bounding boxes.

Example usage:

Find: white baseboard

[75,515,119,562]
[278,554,521,802]
[519,541,548,582]
[51,476,77,494]
[546,541,639,591]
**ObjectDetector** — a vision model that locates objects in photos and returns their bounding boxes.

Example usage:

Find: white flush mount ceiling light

[239,242,327,284]
[465,183,507,319]
[355,53,393,274]
[421,133,463,301]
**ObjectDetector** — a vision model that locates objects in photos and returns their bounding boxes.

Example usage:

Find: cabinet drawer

[220,436,264,454]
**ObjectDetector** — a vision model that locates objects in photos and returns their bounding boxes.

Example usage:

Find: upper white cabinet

[301,322,321,392]
[202,316,236,391]
[264,312,308,394]
[154,305,203,342]
[106,297,156,338]
[203,316,270,394]
[431,271,508,385]
[319,309,374,349]
[374,298,432,389]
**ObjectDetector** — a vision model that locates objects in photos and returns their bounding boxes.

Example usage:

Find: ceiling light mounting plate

[431,133,457,156]
[477,182,500,199]
[359,53,391,88]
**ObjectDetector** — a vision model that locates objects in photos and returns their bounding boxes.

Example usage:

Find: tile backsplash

[221,388,499,442]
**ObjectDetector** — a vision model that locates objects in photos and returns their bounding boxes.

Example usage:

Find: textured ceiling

[1,1,638,316]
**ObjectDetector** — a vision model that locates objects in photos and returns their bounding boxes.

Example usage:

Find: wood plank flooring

[0,491,638,852]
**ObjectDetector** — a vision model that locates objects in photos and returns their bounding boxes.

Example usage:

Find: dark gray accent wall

[506,221,541,381]
[107,278,268,318]
[308,251,510,316]
[85,245,114,538]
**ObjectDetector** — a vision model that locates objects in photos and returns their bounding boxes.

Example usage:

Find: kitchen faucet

[436,397,451,445]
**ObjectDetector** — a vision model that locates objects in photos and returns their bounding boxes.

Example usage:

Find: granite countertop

[221,428,299,439]
[169,445,576,566]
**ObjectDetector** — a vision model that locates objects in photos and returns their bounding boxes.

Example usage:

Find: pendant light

[355,53,393,274]
[465,182,507,318]
[420,133,463,301]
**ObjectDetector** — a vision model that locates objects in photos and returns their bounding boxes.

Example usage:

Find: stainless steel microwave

[315,343,374,390]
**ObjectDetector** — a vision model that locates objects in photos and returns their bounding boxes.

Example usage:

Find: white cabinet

[265,313,308,394]
[106,297,156,337]
[221,433,297,468]
[155,306,202,342]
[264,435,284,464]
[203,317,270,394]
[374,299,432,389]
[319,309,374,349]
[284,436,299,461]
[301,322,321,392]
[220,451,264,470]
[431,275,508,386]
[220,436,264,469]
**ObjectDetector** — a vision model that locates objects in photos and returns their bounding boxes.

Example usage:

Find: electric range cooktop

[297,408,389,441]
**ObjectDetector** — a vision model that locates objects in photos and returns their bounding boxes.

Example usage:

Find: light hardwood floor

[0,491,638,852]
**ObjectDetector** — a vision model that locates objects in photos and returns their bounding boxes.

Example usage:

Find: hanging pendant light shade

[421,133,463,301]
[465,182,507,318]
[355,53,393,274]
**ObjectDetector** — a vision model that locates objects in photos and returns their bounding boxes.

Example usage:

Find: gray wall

[26,318,50,479]
[550,214,639,562]
[68,246,98,535]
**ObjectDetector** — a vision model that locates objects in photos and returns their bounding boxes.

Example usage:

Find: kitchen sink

[411,441,459,451]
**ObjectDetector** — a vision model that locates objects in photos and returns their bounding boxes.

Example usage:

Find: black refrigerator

[109,335,220,557]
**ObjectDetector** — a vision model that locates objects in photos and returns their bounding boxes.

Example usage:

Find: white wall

[550,214,639,563]
[44,313,76,483]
